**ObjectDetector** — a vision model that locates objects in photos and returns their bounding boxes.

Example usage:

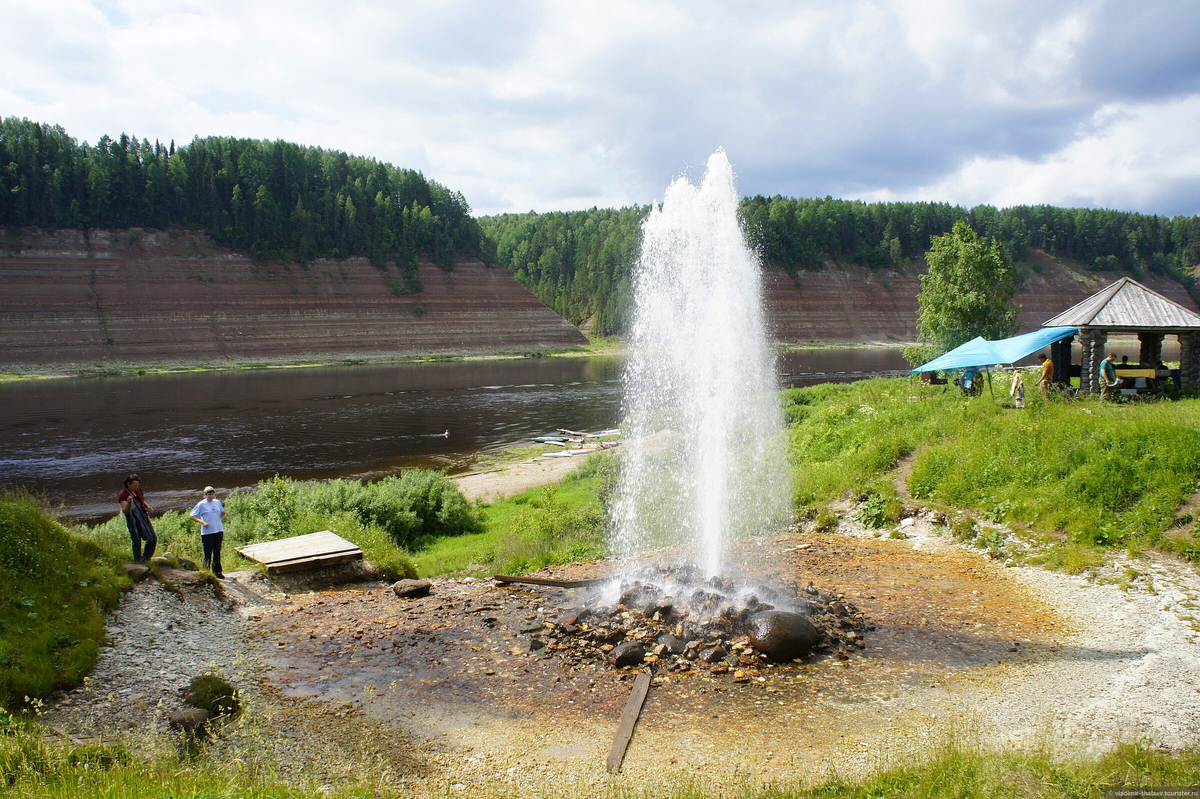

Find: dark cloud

[1077,0,1200,100]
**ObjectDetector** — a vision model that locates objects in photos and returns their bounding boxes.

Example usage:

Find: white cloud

[883,96,1200,213]
[1,0,1198,215]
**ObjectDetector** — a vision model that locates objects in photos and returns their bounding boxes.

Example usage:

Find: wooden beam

[607,671,652,774]
[492,574,607,589]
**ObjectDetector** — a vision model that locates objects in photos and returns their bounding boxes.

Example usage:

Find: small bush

[813,507,838,533]
[857,492,900,529]
[950,515,977,542]
[185,673,241,720]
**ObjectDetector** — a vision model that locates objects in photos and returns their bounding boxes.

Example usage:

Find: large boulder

[746,610,820,661]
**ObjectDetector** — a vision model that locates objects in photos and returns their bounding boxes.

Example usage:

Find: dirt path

[892,451,917,502]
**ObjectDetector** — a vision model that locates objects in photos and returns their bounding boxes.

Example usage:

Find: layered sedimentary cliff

[2,228,1197,367]
[764,249,1200,342]
[0,228,587,366]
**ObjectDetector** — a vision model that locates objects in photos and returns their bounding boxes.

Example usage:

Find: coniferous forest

[4,117,1200,339]
[0,118,482,283]
[483,198,1200,336]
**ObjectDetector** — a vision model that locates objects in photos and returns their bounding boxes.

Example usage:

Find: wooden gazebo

[1043,277,1200,393]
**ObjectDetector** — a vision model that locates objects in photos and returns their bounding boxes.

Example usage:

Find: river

[0,348,908,521]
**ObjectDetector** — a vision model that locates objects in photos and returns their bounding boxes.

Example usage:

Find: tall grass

[413,452,615,577]
[87,471,482,581]
[0,493,127,711]
[785,378,1200,558]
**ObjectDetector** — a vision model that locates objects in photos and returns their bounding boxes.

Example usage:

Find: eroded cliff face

[763,249,1200,343]
[2,228,1197,366]
[0,228,587,366]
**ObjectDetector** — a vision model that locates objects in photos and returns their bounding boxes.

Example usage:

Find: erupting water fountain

[612,148,791,578]
[509,152,870,677]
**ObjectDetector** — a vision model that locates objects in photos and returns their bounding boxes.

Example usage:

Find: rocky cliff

[3,228,1197,367]
[764,249,1200,343]
[0,228,588,367]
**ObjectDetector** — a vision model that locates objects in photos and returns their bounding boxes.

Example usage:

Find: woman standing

[189,486,226,579]
[118,473,157,562]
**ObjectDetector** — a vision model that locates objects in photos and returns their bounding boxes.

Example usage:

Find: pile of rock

[529,568,871,681]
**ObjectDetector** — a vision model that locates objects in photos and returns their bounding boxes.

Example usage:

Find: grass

[412,452,615,577]
[0,493,128,711]
[785,376,1200,561]
[2,707,1199,799]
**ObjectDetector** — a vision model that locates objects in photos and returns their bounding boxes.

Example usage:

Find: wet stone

[392,579,432,598]
[656,633,687,656]
[609,641,646,668]
[746,611,821,661]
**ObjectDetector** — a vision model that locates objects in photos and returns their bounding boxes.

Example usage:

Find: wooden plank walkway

[236,530,362,574]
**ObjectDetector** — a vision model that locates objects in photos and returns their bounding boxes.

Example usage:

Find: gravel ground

[41,515,1200,795]
[896,512,1200,754]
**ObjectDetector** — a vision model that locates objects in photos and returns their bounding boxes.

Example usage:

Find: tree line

[482,196,1200,336]
[0,118,482,282]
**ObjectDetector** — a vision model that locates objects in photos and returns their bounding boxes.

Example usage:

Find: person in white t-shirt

[190,486,226,579]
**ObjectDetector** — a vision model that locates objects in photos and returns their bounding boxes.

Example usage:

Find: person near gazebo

[1100,353,1119,401]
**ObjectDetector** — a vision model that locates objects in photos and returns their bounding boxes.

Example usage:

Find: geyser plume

[612,150,791,578]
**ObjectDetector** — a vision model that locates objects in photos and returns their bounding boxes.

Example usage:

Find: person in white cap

[189,486,226,578]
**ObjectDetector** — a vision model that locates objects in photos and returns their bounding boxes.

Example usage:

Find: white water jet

[612,150,791,578]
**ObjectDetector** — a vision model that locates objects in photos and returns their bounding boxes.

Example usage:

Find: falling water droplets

[613,150,791,578]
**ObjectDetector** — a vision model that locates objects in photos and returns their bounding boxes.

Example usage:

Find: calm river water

[0,348,907,521]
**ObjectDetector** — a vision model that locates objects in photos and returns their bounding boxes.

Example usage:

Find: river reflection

[0,348,908,521]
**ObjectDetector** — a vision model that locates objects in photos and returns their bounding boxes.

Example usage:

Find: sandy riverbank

[453,452,591,503]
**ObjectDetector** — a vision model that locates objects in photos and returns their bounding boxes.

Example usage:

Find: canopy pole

[986,367,994,398]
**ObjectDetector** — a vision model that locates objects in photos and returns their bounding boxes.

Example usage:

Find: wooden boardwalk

[236,530,362,574]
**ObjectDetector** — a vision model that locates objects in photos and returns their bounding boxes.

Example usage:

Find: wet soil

[249,531,1068,787]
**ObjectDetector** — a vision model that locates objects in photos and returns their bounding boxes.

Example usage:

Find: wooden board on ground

[237,530,363,574]
[607,670,653,773]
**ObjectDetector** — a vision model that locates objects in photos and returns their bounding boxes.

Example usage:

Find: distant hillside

[482,200,1200,336]
[0,118,482,280]
[0,227,586,367]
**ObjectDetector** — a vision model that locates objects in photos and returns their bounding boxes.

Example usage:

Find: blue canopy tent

[910,327,1078,397]
[910,327,1079,373]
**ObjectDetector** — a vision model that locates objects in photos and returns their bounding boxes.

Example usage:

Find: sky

[3,0,1200,217]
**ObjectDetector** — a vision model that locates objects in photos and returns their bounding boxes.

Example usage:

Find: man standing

[1100,353,1119,401]
[190,486,226,579]
[1036,354,1054,397]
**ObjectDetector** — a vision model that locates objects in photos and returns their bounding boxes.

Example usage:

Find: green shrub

[857,493,893,529]
[185,673,241,720]
[88,471,465,581]
[813,507,838,533]
[0,492,127,710]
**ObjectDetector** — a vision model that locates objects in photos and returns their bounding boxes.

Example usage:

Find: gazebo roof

[1043,276,1200,330]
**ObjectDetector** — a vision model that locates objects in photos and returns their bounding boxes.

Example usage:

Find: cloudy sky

[3,0,1200,216]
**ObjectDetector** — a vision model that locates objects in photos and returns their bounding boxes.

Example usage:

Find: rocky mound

[539,566,871,682]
